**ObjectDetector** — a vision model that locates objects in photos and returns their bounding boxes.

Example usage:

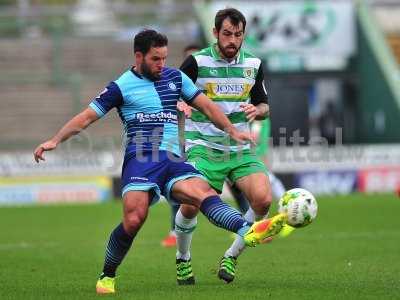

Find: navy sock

[102,223,135,278]
[199,195,252,235]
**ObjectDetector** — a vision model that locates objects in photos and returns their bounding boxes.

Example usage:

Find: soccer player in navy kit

[33,29,285,294]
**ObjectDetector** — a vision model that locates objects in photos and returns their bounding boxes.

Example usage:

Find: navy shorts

[121,151,205,205]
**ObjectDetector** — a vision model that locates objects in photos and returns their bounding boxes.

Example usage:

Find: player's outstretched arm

[191,93,255,145]
[33,107,100,163]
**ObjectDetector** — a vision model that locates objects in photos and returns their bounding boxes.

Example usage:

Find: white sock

[268,172,286,200]
[224,208,265,258]
[175,209,197,261]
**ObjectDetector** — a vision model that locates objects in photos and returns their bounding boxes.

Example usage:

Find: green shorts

[186,145,267,193]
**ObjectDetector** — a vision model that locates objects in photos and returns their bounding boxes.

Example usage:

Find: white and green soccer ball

[278,188,318,228]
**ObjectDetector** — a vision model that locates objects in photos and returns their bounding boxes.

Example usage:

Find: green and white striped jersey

[180,44,268,152]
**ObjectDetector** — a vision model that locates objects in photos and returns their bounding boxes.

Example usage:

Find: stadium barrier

[0,176,112,205]
[0,144,399,205]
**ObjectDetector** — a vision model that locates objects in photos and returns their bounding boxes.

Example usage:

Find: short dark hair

[215,8,246,32]
[133,29,168,55]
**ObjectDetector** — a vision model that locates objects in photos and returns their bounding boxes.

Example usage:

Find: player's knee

[252,192,273,216]
[180,204,199,219]
[182,180,217,207]
[194,184,217,205]
[124,210,147,233]
[265,191,273,206]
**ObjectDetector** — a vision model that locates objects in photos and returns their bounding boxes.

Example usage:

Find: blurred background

[0,0,399,205]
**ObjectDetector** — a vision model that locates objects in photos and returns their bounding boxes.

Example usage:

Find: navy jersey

[89,67,201,157]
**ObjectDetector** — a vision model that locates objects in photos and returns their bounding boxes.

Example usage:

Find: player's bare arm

[33,107,99,163]
[191,93,255,145]
[240,103,270,122]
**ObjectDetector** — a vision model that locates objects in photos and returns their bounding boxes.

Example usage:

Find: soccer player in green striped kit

[175,8,284,283]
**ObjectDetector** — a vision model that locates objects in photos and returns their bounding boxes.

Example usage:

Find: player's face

[141,46,167,81]
[214,18,244,60]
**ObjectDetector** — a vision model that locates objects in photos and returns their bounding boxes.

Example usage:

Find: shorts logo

[168,82,177,91]
[130,176,148,181]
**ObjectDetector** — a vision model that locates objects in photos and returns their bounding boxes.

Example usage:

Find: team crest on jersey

[243,68,254,79]
[168,82,177,91]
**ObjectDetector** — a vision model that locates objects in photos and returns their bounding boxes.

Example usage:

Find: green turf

[1,193,399,300]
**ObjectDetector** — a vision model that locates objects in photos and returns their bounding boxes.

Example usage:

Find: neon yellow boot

[244,213,287,247]
[96,274,116,294]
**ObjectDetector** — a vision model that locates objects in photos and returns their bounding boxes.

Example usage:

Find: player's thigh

[121,154,164,205]
[234,172,272,206]
[171,177,217,207]
[229,151,271,204]
[186,147,227,193]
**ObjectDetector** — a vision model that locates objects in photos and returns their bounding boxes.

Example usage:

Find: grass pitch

[1,193,399,300]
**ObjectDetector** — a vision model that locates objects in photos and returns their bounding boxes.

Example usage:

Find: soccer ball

[278,188,318,228]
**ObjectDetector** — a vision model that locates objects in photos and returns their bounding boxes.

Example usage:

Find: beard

[217,39,242,59]
[142,61,161,81]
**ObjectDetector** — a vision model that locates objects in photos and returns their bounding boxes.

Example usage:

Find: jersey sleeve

[179,55,198,83]
[250,62,269,105]
[88,82,123,118]
[179,70,201,104]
